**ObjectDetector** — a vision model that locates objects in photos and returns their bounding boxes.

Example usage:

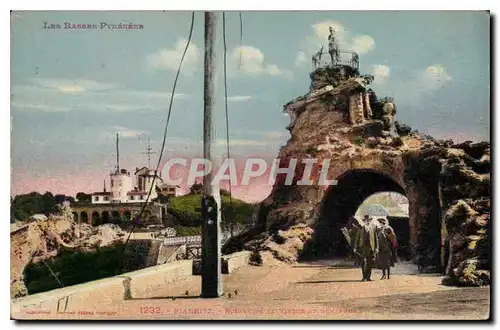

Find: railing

[163,235,202,246]
[311,49,359,71]
[162,234,232,247]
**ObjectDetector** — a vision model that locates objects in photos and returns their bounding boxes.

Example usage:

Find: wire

[222,13,232,202]
[238,12,243,70]
[42,259,64,288]
[222,12,234,237]
[121,12,196,266]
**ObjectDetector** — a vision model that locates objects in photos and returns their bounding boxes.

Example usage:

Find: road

[17,260,490,320]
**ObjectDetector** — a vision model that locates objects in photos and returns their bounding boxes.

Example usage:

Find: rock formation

[223,64,490,287]
[10,202,126,298]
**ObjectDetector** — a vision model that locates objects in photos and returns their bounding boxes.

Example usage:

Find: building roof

[127,191,148,196]
[135,166,162,180]
[91,191,112,196]
[159,183,180,189]
[135,166,152,174]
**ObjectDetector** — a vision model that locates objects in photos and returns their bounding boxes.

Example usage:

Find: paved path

[20,260,491,320]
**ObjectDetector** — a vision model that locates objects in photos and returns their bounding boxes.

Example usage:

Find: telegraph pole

[201,11,222,298]
[116,133,120,173]
[141,137,157,169]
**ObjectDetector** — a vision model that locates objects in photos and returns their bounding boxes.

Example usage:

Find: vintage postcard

[10,10,491,320]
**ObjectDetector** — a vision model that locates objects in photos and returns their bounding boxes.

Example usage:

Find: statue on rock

[328,26,339,65]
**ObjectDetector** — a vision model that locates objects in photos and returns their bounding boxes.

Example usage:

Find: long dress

[376,225,397,269]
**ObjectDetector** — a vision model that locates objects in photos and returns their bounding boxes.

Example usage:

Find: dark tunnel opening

[309,169,407,259]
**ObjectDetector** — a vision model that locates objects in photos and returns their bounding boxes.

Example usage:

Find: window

[111,180,114,187]
[94,196,99,202]
[129,195,133,200]
[104,196,109,201]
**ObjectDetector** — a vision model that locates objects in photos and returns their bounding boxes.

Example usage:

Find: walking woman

[376,218,398,279]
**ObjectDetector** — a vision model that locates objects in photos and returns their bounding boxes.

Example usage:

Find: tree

[76,192,92,204]
[221,202,256,236]
[11,191,78,222]
[188,183,203,195]
[54,194,75,205]
[362,74,374,86]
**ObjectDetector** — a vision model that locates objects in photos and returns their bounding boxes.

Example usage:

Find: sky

[10,11,490,202]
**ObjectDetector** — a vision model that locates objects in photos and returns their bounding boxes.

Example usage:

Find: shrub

[395,121,412,136]
[24,243,126,295]
[174,226,202,236]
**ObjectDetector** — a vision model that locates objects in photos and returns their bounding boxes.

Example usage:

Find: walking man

[353,214,379,281]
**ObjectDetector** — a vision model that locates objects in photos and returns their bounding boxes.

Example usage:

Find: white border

[2,0,497,328]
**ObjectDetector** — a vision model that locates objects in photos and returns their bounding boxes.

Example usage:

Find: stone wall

[11,259,194,319]
[12,251,253,319]
[348,93,365,124]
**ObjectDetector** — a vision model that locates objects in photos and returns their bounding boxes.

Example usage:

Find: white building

[158,183,180,197]
[90,166,164,204]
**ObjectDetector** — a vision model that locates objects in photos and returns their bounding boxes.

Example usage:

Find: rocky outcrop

[439,142,491,286]
[223,65,490,287]
[10,203,126,298]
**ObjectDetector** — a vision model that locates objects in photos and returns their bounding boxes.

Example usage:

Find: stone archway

[308,169,407,258]
[91,211,101,226]
[111,211,121,223]
[142,210,152,221]
[101,211,111,224]
[80,211,89,224]
[123,210,132,222]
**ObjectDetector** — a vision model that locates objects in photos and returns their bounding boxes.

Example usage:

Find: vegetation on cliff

[168,192,257,232]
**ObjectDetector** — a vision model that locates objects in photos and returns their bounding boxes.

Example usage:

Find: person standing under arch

[354,214,379,281]
[376,218,398,279]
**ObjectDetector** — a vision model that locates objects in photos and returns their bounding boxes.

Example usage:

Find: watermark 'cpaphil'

[159,157,338,187]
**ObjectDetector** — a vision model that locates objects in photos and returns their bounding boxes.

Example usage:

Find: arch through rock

[303,169,407,259]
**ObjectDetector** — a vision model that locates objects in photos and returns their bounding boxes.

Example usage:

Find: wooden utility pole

[201,11,222,298]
